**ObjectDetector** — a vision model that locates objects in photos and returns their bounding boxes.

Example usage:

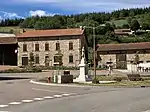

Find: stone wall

[98,53,150,69]
[18,36,82,67]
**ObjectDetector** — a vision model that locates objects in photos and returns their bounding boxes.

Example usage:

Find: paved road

[6,86,150,112]
[0,73,150,112]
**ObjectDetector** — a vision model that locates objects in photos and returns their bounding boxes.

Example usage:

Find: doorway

[116,54,127,69]
[22,57,28,66]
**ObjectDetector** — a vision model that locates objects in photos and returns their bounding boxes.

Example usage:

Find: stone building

[17,28,88,67]
[96,42,150,70]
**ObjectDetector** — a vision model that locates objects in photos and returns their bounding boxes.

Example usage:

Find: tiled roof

[17,28,84,38]
[97,42,150,51]
[0,37,17,44]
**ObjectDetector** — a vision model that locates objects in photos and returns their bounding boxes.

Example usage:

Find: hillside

[0,26,34,35]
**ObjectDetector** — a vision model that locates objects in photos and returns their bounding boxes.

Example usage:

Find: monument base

[73,75,92,83]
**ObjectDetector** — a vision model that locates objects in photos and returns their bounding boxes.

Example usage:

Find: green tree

[122,24,130,29]
[141,23,150,30]
[29,52,34,67]
[127,17,132,27]
[130,20,140,32]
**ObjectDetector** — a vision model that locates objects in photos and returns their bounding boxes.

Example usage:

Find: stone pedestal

[58,75,61,84]
[74,47,91,83]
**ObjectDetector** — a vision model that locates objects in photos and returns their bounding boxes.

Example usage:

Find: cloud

[13,0,70,3]
[3,0,150,15]
[0,11,24,19]
[29,10,57,16]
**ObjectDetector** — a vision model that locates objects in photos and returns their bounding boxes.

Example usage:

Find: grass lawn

[91,80,150,87]
[0,26,34,34]
[107,19,128,27]
[107,16,142,27]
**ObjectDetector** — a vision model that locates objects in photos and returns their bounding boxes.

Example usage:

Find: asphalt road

[7,86,150,112]
[0,73,150,112]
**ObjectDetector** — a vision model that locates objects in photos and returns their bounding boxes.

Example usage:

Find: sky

[0,0,150,19]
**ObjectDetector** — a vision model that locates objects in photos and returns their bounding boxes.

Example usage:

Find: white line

[0,105,8,108]
[62,93,70,96]
[33,98,44,101]
[9,102,22,105]
[22,100,33,103]
[32,88,66,94]
[43,96,54,99]
[53,95,63,98]
[0,111,10,112]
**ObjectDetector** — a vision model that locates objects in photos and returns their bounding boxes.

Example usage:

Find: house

[16,28,88,67]
[114,29,134,36]
[96,42,150,70]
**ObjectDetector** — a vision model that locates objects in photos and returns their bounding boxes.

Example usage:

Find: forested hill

[0,7,150,29]
[1,7,150,48]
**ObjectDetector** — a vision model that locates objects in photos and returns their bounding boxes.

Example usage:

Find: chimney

[80,26,83,30]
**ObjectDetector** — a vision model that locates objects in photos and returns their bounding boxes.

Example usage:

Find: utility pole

[93,27,96,82]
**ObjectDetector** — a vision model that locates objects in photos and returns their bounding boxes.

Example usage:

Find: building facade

[96,42,150,69]
[17,28,88,67]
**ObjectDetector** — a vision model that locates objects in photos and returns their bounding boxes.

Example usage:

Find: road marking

[32,88,66,94]
[62,93,70,96]
[0,111,11,112]
[33,98,44,101]
[43,96,54,99]
[22,100,33,103]
[53,95,63,98]
[0,105,8,108]
[9,102,22,105]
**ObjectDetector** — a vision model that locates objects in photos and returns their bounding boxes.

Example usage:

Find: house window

[56,42,60,51]
[35,43,39,51]
[45,56,49,66]
[54,56,62,63]
[147,61,150,63]
[69,55,73,63]
[23,44,27,52]
[106,62,113,64]
[45,43,49,51]
[139,61,143,63]
[69,42,73,50]
[22,57,28,66]
[35,55,39,64]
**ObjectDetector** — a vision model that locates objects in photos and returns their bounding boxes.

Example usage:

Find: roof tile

[17,28,84,38]
[0,37,17,44]
[97,42,150,51]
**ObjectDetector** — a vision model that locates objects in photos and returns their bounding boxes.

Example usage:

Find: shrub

[0,67,42,73]
[92,78,99,84]
[113,77,124,82]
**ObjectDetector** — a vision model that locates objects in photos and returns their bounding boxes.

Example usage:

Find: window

[35,43,39,51]
[147,61,150,63]
[106,62,113,64]
[69,42,73,50]
[54,56,62,63]
[23,44,27,52]
[69,55,73,63]
[45,56,49,66]
[56,42,60,51]
[22,57,28,66]
[45,43,49,51]
[35,55,39,64]
[139,61,143,63]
